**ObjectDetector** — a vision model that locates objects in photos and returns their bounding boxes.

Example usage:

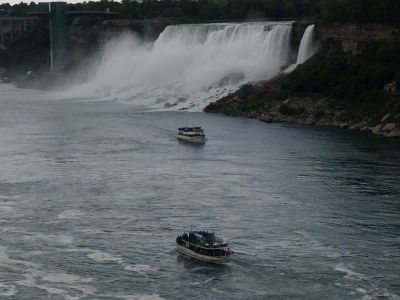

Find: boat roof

[177,231,228,249]
[178,127,203,131]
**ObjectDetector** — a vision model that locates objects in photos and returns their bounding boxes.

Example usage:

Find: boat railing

[179,239,229,251]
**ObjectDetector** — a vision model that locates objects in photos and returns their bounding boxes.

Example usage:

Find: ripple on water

[23,232,75,245]
[0,283,17,297]
[0,204,22,219]
[15,267,96,299]
[123,264,160,275]
[86,250,124,264]
[1,86,400,299]
[113,294,165,300]
[334,263,365,280]
[0,247,96,298]
[0,250,10,264]
[57,209,86,220]
[86,249,159,277]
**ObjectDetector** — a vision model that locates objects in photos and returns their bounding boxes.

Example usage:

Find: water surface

[0,84,400,299]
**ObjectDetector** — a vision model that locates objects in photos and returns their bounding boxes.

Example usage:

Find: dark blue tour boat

[176,231,233,263]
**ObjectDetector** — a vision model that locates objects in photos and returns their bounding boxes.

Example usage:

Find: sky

[0,0,96,4]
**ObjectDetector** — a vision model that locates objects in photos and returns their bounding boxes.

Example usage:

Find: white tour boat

[177,127,206,144]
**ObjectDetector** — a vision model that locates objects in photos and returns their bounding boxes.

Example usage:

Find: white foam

[0,283,17,297]
[57,209,86,220]
[116,294,165,300]
[124,264,160,275]
[0,247,41,269]
[211,287,226,294]
[0,252,96,299]
[42,273,93,284]
[186,276,215,286]
[0,205,14,212]
[87,250,124,264]
[0,250,10,264]
[24,233,74,245]
[0,205,20,218]
[16,268,96,298]
[85,249,161,280]
[335,264,365,280]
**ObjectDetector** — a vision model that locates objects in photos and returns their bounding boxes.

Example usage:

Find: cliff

[66,19,177,71]
[205,22,400,138]
[0,19,177,88]
[316,23,400,55]
[205,82,400,138]
[68,19,178,49]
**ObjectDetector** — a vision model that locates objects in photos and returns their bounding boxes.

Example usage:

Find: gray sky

[1,0,96,4]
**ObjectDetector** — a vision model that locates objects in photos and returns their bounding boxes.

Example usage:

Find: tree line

[1,0,323,21]
[2,0,400,23]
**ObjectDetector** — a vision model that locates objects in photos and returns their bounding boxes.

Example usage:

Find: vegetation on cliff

[0,21,49,74]
[3,0,399,24]
[206,40,400,137]
[282,38,400,115]
[321,0,400,24]
[1,1,325,21]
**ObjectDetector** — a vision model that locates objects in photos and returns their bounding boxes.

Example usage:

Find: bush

[279,104,305,116]
[281,38,400,104]
[322,0,400,24]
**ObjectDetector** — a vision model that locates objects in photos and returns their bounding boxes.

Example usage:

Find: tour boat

[177,127,206,144]
[176,231,233,263]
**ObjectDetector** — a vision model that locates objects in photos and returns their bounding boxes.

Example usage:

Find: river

[0,83,400,299]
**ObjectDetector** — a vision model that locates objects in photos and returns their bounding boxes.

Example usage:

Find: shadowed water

[0,84,400,299]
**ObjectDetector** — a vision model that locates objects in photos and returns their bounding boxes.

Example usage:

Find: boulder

[381,123,396,132]
[370,124,382,135]
[381,113,391,122]
[384,129,400,138]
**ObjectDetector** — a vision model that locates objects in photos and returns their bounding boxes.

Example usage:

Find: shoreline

[204,82,400,139]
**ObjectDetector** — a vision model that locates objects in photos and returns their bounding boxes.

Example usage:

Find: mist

[62,23,293,111]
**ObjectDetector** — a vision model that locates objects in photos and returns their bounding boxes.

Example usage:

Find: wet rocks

[204,83,400,138]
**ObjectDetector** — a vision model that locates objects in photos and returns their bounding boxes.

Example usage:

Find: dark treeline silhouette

[0,0,324,21]
[321,0,400,24]
[2,0,400,23]
[1,0,400,23]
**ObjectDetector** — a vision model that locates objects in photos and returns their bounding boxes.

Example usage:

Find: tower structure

[49,2,67,72]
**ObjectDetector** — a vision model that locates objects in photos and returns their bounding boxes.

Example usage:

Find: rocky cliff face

[291,21,313,49]
[64,19,177,79]
[204,22,400,138]
[68,19,177,51]
[316,23,400,55]
[205,83,400,138]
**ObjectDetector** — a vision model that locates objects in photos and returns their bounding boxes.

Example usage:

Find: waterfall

[283,24,318,73]
[65,22,293,111]
[296,24,317,64]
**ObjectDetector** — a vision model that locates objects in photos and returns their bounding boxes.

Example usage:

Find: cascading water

[65,22,293,111]
[283,24,318,73]
[296,24,317,64]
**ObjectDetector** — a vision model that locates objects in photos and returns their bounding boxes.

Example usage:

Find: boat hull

[176,244,231,264]
[177,135,206,144]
